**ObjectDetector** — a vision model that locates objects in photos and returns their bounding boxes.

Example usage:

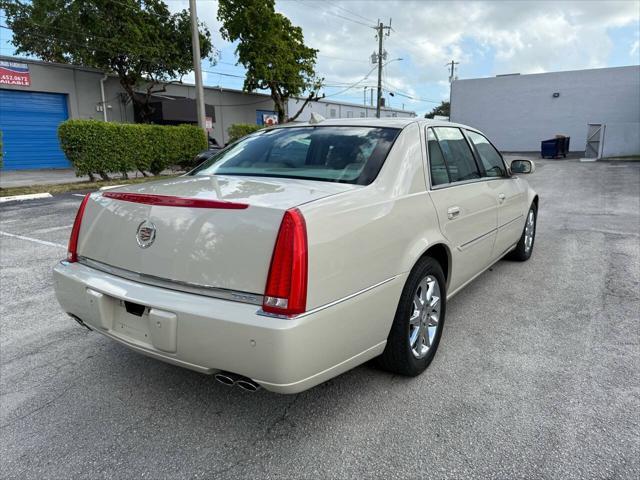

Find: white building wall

[287,98,414,122]
[450,65,640,152]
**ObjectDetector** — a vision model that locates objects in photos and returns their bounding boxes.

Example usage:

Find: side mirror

[511,159,535,174]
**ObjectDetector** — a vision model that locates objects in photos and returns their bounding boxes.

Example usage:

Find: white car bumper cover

[53,261,405,393]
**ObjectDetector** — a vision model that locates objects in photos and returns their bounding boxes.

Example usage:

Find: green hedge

[58,120,207,179]
[227,123,263,143]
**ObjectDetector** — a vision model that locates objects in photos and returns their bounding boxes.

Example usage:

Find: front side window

[432,127,480,182]
[190,126,400,185]
[466,130,506,177]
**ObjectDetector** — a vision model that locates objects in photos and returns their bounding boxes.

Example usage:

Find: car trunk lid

[77,175,356,295]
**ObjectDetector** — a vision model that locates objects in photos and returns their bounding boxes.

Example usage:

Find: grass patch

[0,174,179,197]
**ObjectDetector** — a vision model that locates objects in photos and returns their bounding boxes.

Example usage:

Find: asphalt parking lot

[1,160,639,479]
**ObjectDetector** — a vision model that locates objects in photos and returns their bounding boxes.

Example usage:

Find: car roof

[272,117,477,131]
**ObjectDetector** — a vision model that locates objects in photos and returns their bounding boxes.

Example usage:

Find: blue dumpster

[541,136,570,158]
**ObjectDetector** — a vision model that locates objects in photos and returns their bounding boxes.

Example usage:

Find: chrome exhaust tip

[214,372,238,386]
[236,379,261,392]
[214,371,261,392]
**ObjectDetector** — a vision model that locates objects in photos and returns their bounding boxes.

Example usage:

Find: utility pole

[373,19,392,118]
[446,59,459,111]
[189,0,206,132]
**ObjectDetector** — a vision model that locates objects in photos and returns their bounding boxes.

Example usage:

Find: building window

[360,112,366,118]
[346,111,353,118]
[330,108,337,118]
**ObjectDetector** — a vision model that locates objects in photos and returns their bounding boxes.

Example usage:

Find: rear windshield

[190,126,401,185]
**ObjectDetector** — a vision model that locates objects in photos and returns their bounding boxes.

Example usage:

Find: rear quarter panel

[300,122,449,316]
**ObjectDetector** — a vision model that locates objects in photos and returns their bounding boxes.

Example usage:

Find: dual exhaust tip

[214,372,261,392]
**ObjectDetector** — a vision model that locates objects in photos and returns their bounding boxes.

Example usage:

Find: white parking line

[30,224,74,234]
[0,193,53,203]
[71,194,86,197]
[0,231,66,249]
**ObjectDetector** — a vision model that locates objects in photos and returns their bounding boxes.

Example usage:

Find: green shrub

[227,123,263,143]
[58,120,207,179]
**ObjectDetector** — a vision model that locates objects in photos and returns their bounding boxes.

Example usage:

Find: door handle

[447,206,461,220]
[498,193,506,203]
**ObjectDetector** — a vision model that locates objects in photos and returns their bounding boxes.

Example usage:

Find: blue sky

[2,0,639,116]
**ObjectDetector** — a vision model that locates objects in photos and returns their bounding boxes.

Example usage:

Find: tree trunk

[120,78,154,123]
[275,99,286,124]
[268,84,287,124]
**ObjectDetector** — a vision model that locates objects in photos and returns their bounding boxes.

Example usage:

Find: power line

[289,0,372,29]
[323,64,378,98]
[381,80,441,104]
[1,10,435,106]
[326,11,371,28]
[324,1,376,24]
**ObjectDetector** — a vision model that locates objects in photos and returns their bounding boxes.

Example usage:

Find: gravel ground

[1,160,638,479]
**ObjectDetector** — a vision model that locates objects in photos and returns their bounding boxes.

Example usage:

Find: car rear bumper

[53,261,404,393]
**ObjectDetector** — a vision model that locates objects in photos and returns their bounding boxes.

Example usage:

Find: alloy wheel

[409,275,441,359]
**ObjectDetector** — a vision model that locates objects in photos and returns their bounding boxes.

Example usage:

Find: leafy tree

[1,0,214,122]
[217,0,322,123]
[424,101,450,119]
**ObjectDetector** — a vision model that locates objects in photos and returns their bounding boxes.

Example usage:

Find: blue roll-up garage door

[0,89,70,170]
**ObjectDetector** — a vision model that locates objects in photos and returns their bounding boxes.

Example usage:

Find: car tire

[377,257,447,376]
[508,204,537,261]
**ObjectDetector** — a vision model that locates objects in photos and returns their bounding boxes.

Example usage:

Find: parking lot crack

[262,394,300,440]
[0,381,78,430]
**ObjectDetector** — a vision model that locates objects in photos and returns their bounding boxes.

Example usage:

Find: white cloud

[166,0,640,112]
[279,1,639,98]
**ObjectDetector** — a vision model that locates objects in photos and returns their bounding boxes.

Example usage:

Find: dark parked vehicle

[192,147,222,168]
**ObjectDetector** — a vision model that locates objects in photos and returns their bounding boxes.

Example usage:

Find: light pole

[189,0,206,132]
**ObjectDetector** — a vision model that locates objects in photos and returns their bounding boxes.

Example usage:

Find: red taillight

[67,194,90,263]
[263,208,308,316]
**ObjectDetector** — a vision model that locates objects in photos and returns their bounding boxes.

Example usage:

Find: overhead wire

[289,0,372,29]
[324,0,376,24]
[1,5,435,108]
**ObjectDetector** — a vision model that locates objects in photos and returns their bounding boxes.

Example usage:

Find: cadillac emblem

[136,220,156,248]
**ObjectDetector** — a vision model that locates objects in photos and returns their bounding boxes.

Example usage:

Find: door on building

[585,123,603,158]
[0,89,71,170]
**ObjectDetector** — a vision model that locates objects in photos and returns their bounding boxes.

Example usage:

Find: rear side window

[427,128,450,186]
[466,130,506,177]
[432,127,480,182]
[191,126,400,185]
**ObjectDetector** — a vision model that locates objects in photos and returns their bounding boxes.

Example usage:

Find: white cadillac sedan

[53,118,538,393]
